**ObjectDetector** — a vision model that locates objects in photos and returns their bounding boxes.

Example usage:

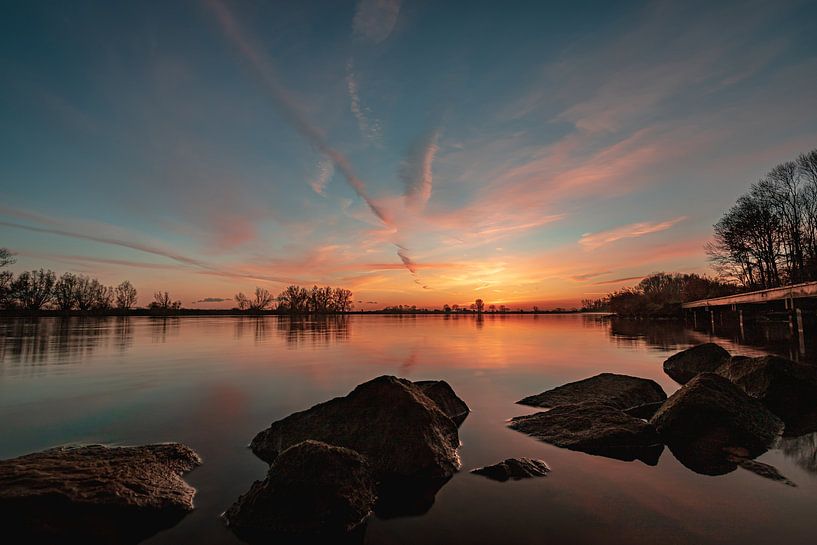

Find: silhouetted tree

[607,272,736,316]
[474,298,485,313]
[0,248,15,309]
[234,287,274,312]
[309,286,334,313]
[332,287,353,313]
[54,273,79,311]
[11,269,56,310]
[707,147,817,288]
[0,248,14,268]
[114,281,138,310]
[234,292,250,310]
[150,291,181,312]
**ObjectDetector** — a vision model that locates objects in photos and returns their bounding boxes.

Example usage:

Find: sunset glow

[2,0,816,308]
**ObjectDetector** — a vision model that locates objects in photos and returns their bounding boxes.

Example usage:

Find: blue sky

[2,0,816,308]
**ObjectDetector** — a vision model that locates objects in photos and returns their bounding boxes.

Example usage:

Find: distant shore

[0,309,594,318]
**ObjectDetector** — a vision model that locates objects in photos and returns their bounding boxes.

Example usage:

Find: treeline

[706,148,817,289]
[584,273,737,317]
[233,285,354,314]
[0,256,140,312]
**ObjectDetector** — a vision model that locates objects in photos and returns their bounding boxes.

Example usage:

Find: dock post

[710,309,715,332]
[693,310,698,329]
[797,309,806,355]
[739,309,745,340]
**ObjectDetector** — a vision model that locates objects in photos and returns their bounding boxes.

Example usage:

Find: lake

[1,314,816,545]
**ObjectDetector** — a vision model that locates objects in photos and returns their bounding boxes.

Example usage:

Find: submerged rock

[651,373,783,474]
[724,447,796,487]
[663,343,731,384]
[517,373,667,412]
[0,443,201,545]
[471,458,551,481]
[415,380,470,425]
[715,355,817,434]
[250,376,461,481]
[224,441,376,540]
[509,402,664,465]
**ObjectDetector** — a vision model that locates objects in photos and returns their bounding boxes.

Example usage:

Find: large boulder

[250,376,462,481]
[715,355,817,433]
[508,402,664,465]
[224,441,376,540]
[663,343,731,384]
[0,443,201,545]
[651,373,784,475]
[415,380,470,425]
[470,458,550,481]
[517,373,666,412]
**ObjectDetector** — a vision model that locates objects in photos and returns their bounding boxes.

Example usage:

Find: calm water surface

[1,315,816,545]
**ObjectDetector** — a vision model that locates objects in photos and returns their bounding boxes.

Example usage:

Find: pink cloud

[579,216,687,250]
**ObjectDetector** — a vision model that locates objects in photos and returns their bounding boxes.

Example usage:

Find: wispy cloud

[204,0,391,225]
[352,0,401,43]
[309,158,334,195]
[396,247,416,274]
[571,270,612,281]
[401,128,440,211]
[346,60,381,143]
[579,216,687,250]
[0,215,212,270]
[593,275,646,286]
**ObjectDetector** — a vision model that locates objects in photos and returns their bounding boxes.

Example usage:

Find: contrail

[205,0,391,225]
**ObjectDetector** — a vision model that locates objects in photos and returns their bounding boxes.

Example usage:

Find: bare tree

[278,285,310,313]
[151,291,181,312]
[247,287,274,311]
[474,298,485,313]
[332,288,353,313]
[0,248,15,268]
[115,281,138,310]
[54,273,79,311]
[0,270,14,309]
[234,292,250,310]
[11,269,56,310]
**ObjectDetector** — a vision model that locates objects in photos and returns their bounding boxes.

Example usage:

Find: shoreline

[0,309,601,318]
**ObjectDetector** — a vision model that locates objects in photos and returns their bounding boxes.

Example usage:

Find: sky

[1,0,817,309]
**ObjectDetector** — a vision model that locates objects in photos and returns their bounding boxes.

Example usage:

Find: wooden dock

[681,281,817,356]
[682,281,817,309]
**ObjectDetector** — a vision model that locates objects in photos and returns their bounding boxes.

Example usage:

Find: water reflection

[233,317,269,344]
[778,433,817,473]
[2,315,817,545]
[275,316,350,347]
[0,317,135,370]
[149,317,180,344]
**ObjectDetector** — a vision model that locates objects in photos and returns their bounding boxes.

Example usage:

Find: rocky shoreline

[1,343,815,542]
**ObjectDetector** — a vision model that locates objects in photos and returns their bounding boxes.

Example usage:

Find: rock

[517,373,666,412]
[663,343,731,384]
[651,373,783,474]
[471,458,550,481]
[373,476,450,519]
[250,376,462,481]
[0,443,201,545]
[224,441,376,540]
[715,355,817,433]
[724,447,796,487]
[508,402,664,465]
[624,401,665,419]
[415,380,470,425]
